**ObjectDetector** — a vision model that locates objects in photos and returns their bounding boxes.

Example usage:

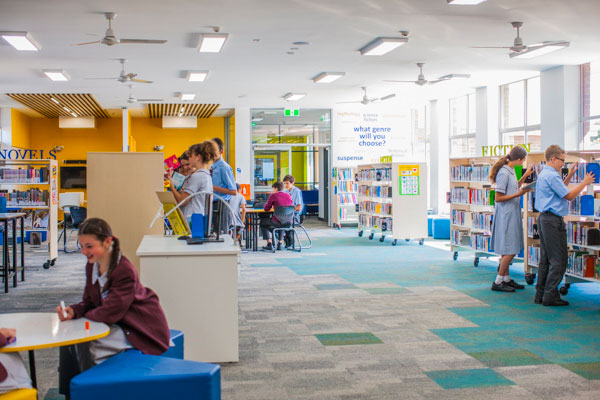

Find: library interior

[2,1,600,399]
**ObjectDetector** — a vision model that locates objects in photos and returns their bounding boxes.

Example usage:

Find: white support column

[234,107,251,187]
[541,66,580,151]
[475,86,499,155]
[429,100,442,213]
[122,108,129,152]
[0,108,12,149]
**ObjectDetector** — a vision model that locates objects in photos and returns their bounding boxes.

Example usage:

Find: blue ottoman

[70,351,221,400]
[427,216,437,237]
[163,329,184,359]
[432,217,450,240]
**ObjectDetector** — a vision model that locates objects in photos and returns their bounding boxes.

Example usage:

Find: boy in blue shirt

[534,145,594,306]
[210,138,237,234]
[283,174,304,248]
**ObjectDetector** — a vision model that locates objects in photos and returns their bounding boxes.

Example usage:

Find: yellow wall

[130,117,233,171]
[10,109,31,149]
[229,116,235,173]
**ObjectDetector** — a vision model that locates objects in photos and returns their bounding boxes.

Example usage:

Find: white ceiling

[1,0,600,115]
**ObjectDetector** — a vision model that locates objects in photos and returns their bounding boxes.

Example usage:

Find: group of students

[489,144,594,306]
[1,218,172,395]
[168,137,247,240]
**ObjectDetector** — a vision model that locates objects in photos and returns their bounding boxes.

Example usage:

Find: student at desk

[260,181,293,251]
[0,327,32,394]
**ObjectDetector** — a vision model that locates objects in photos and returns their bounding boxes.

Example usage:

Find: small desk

[0,212,26,293]
[137,235,240,362]
[244,208,271,251]
[0,312,109,388]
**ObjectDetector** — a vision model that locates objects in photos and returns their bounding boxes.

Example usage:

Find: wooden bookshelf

[356,162,428,246]
[0,159,58,269]
[331,167,358,229]
[523,150,600,293]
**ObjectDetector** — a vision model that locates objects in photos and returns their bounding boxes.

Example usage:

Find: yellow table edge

[0,328,110,352]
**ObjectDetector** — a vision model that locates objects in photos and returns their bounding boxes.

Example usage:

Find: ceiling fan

[86,59,153,84]
[74,12,167,46]
[472,21,569,57]
[126,85,163,104]
[337,87,395,105]
[385,63,470,86]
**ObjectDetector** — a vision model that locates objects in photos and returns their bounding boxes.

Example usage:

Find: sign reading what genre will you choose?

[0,148,59,160]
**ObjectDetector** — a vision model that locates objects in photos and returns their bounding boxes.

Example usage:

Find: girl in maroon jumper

[57,218,170,393]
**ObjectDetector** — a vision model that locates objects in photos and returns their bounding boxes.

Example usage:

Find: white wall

[475,85,499,153]
[429,99,450,214]
[0,108,11,149]
[234,107,251,188]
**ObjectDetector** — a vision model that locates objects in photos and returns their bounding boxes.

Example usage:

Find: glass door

[253,146,291,202]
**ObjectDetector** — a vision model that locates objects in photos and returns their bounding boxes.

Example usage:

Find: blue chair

[301,190,319,216]
[162,329,184,359]
[432,217,450,240]
[70,350,221,400]
[427,216,436,237]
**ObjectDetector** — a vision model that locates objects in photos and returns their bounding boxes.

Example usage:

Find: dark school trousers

[536,212,568,302]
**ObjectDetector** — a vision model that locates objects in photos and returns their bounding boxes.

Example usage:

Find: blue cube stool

[432,217,450,240]
[70,350,221,400]
[163,329,184,359]
[427,216,437,237]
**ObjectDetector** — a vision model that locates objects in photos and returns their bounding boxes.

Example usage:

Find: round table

[0,312,110,388]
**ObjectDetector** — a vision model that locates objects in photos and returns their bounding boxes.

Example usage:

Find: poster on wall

[332,103,413,167]
[399,164,420,195]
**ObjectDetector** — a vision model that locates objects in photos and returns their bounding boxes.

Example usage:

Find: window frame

[579,62,600,150]
[498,76,541,148]
[449,93,476,157]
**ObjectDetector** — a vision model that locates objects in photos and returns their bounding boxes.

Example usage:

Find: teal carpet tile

[560,362,600,380]
[426,368,514,389]
[314,283,357,290]
[468,349,549,368]
[315,332,383,346]
[363,287,409,295]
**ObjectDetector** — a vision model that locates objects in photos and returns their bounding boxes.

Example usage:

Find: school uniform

[490,166,523,255]
[0,333,32,394]
[534,165,571,304]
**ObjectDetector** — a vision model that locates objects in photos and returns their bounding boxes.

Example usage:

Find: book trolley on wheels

[356,161,427,246]
[331,167,358,229]
[524,150,600,294]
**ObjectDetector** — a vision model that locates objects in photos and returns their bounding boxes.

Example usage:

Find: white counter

[137,235,240,362]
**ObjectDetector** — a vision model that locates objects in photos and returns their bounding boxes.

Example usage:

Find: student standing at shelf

[489,146,533,293]
[170,141,218,222]
[211,137,237,233]
[534,145,595,306]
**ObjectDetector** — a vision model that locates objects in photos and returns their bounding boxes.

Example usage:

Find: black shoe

[543,298,569,306]
[492,282,515,292]
[534,297,543,304]
[262,243,273,251]
[505,280,525,289]
[276,242,282,251]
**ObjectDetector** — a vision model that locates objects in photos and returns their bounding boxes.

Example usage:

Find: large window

[499,76,541,152]
[580,62,600,149]
[449,93,476,157]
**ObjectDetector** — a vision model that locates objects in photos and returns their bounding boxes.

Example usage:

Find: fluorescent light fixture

[50,97,60,104]
[510,41,570,59]
[312,72,345,83]
[0,31,41,51]
[283,93,306,101]
[63,107,71,113]
[187,71,209,82]
[252,117,264,122]
[43,69,70,81]
[198,33,228,53]
[447,0,487,4]
[359,37,408,56]
[179,93,196,101]
[70,112,78,118]
[178,106,185,117]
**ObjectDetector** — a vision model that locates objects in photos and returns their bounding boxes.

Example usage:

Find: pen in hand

[60,301,67,319]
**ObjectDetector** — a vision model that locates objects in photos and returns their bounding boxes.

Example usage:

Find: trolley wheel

[392,239,397,246]
[419,238,424,245]
[379,235,385,243]
[50,259,56,266]
[453,252,458,261]
[43,261,50,270]
[405,238,410,242]
[525,273,535,285]
[358,230,364,237]
[474,257,479,267]
[559,286,568,295]
[369,233,374,240]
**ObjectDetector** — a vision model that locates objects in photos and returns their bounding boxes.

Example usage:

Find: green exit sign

[284,108,299,117]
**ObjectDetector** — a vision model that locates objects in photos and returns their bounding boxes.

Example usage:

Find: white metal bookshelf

[331,167,358,229]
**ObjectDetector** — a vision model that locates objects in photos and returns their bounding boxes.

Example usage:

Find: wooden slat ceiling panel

[145,103,220,119]
[6,93,110,119]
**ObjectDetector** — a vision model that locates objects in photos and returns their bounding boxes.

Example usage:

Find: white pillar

[475,86,499,155]
[234,107,251,187]
[0,108,12,149]
[540,66,579,151]
[122,108,129,152]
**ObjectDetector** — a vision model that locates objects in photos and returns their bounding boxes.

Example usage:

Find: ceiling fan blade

[471,46,512,49]
[336,101,361,104]
[380,94,396,101]
[130,78,153,84]
[73,41,101,46]
[429,80,444,85]
[119,39,167,44]
[84,77,117,80]
[385,80,417,83]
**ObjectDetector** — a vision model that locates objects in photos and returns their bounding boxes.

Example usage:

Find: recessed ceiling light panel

[0,31,41,51]
[283,93,306,101]
[447,0,487,4]
[43,69,70,81]
[313,72,345,83]
[198,33,228,53]
[187,71,209,82]
[359,37,408,56]
[179,93,196,101]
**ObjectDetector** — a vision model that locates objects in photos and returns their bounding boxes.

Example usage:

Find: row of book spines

[450,230,491,250]
[338,194,357,204]
[338,208,356,220]
[566,221,600,246]
[358,185,393,197]
[357,168,392,182]
[450,188,496,205]
[567,252,599,278]
[358,215,393,231]
[335,182,357,193]
[450,165,491,182]
[358,202,392,215]
[0,190,49,204]
[528,245,540,265]
[0,167,49,182]
[332,168,355,181]
[451,210,493,229]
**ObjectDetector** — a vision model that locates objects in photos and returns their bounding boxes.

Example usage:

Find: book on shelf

[470,233,491,251]
[358,214,393,231]
[359,201,392,215]
[472,212,493,232]
[450,187,495,206]
[528,245,540,266]
[335,181,357,194]
[527,217,539,239]
[0,167,49,183]
[0,188,50,207]
[566,221,600,246]
[338,193,357,204]
[451,229,470,246]
[567,252,598,278]
[450,164,491,182]
[358,167,391,182]
[333,167,355,181]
